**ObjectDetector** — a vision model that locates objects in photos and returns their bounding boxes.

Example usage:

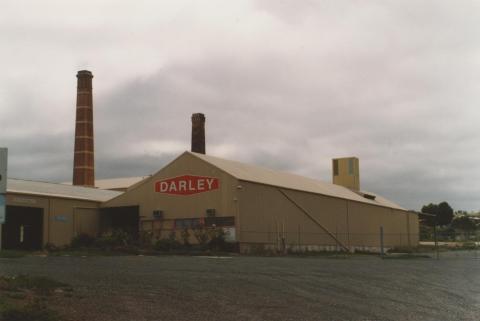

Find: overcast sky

[1,0,479,211]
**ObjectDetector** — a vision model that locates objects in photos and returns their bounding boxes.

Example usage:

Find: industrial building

[102,152,418,253]
[1,179,120,250]
[0,70,419,252]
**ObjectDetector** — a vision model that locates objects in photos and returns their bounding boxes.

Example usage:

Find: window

[206,209,216,217]
[205,216,235,227]
[333,159,339,176]
[174,218,201,229]
[348,158,354,175]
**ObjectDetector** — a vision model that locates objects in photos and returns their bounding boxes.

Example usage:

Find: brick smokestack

[191,113,206,154]
[73,70,95,187]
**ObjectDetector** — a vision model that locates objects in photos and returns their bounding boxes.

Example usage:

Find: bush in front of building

[64,229,139,254]
[193,227,209,246]
[138,231,154,249]
[154,232,182,252]
[153,227,236,253]
[94,229,132,250]
[70,233,96,249]
[207,227,226,251]
[180,228,191,247]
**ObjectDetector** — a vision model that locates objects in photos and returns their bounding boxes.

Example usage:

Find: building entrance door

[1,206,43,250]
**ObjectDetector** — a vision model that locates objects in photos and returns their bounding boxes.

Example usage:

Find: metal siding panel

[102,153,238,235]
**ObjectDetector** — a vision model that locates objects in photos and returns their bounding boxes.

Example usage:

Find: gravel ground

[0,253,479,321]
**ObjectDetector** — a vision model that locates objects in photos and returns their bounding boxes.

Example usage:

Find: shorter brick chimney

[191,113,206,154]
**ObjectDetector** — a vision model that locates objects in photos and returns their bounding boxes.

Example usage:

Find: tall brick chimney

[191,113,206,154]
[73,70,95,187]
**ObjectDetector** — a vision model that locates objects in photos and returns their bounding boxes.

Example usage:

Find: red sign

[154,175,219,195]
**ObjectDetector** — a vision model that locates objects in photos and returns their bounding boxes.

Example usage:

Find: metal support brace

[277,188,350,252]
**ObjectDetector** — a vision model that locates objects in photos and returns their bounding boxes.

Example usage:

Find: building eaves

[6,178,122,202]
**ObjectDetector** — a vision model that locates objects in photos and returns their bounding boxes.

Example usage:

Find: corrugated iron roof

[95,176,150,190]
[189,152,405,210]
[7,178,122,202]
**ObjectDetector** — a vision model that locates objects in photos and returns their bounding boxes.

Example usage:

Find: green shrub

[193,227,209,246]
[94,229,131,250]
[0,275,69,296]
[70,233,96,249]
[154,231,180,251]
[461,242,477,250]
[0,251,28,259]
[138,231,153,248]
[181,228,191,247]
[43,243,59,252]
[208,228,227,251]
[154,238,182,252]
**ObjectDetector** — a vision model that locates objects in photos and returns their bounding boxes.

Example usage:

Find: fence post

[335,225,338,253]
[476,232,478,259]
[297,224,300,253]
[380,226,384,257]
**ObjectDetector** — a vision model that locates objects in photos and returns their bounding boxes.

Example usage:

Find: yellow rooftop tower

[332,157,360,191]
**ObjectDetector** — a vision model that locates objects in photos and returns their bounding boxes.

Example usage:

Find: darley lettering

[155,175,219,195]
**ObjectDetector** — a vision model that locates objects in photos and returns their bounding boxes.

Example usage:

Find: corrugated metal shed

[7,178,122,202]
[189,152,406,210]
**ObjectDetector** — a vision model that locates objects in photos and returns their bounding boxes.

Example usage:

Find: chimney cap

[77,70,93,78]
[191,113,205,121]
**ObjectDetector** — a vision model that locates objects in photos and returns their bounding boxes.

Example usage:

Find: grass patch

[48,248,134,257]
[0,275,70,321]
[383,253,432,259]
[0,251,29,259]
[0,300,59,321]
[5,292,27,300]
[0,275,70,296]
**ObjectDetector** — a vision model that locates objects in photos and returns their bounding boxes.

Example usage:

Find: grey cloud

[2,1,480,211]
[96,154,176,180]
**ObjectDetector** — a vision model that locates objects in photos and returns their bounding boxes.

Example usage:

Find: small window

[206,209,216,217]
[174,218,201,229]
[205,216,235,227]
[348,158,354,175]
[153,210,164,220]
[333,159,339,176]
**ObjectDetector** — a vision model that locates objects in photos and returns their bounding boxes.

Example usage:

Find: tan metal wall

[102,153,239,230]
[5,193,101,247]
[237,181,419,251]
[100,152,419,251]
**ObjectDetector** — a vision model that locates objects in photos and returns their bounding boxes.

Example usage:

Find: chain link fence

[238,229,479,259]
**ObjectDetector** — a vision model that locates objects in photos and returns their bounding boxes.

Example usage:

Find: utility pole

[0,148,8,251]
[434,215,439,260]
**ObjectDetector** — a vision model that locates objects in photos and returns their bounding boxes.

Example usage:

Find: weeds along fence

[237,230,480,259]
[144,225,421,254]
[418,229,480,259]
[138,224,479,258]
[421,229,480,243]
[238,230,419,253]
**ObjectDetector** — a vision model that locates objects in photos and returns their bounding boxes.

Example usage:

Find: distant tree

[437,202,454,226]
[420,202,454,226]
[420,203,438,227]
[451,216,477,232]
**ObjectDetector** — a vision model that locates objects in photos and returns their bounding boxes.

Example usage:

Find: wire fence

[238,229,480,259]
[140,223,480,258]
